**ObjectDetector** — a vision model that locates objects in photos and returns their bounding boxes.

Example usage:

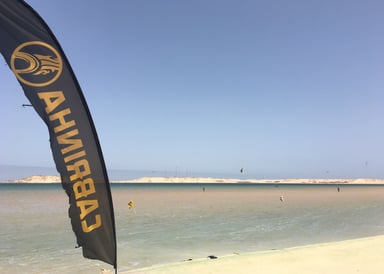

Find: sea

[1,183,384,273]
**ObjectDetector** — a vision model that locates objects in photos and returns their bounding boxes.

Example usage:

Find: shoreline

[4,175,384,184]
[122,235,384,274]
[118,176,384,185]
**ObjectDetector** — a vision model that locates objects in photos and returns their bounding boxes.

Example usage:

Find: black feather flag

[0,0,117,270]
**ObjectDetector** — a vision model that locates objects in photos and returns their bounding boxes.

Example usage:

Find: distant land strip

[5,175,384,184]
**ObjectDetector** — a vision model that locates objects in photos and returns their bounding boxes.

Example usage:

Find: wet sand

[123,235,384,274]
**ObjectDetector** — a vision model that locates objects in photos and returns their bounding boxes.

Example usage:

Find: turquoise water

[1,183,384,273]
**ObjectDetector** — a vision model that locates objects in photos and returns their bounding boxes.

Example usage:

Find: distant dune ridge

[7,175,384,184]
[9,175,61,183]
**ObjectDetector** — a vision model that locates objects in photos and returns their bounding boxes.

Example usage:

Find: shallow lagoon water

[1,183,384,273]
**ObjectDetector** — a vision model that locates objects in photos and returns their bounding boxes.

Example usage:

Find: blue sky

[1,0,384,179]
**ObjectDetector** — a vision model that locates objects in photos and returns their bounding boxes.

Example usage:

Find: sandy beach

[123,235,384,274]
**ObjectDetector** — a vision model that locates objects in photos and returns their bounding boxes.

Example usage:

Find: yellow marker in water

[128,201,134,209]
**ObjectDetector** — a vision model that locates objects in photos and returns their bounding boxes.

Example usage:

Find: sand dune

[126,176,384,184]
[8,175,61,183]
[8,175,384,184]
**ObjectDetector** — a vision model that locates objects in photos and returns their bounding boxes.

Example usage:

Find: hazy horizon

[1,164,382,183]
[0,164,247,181]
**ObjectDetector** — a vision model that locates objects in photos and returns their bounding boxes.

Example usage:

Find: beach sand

[123,235,384,274]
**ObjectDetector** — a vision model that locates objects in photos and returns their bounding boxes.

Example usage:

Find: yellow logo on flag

[11,41,62,87]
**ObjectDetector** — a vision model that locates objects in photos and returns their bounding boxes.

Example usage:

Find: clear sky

[1,0,384,179]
